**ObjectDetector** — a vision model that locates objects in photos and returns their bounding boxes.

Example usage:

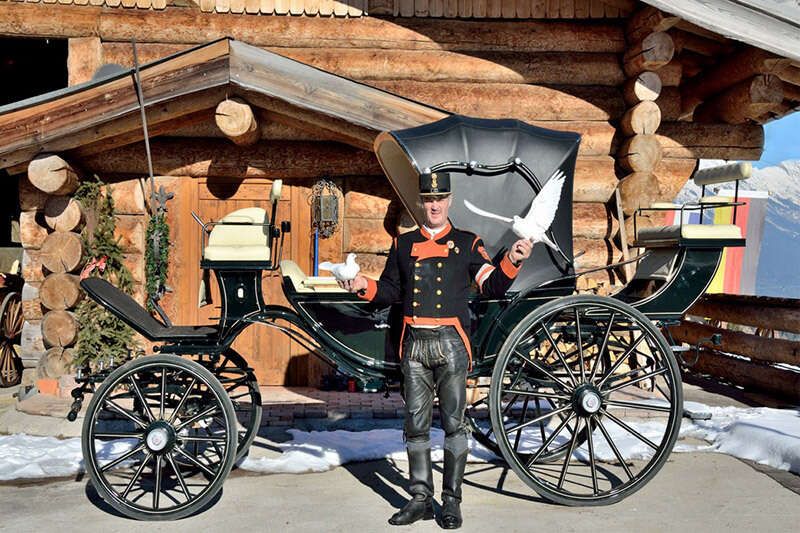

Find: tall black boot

[389,444,434,526]
[441,448,468,529]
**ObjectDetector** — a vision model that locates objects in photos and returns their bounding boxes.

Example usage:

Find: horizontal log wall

[672,294,800,403]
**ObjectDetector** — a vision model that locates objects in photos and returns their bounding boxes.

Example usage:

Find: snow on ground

[0,403,798,481]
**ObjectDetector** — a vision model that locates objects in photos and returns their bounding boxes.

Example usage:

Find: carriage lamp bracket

[309,179,341,238]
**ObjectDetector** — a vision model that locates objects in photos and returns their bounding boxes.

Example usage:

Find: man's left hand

[508,239,533,265]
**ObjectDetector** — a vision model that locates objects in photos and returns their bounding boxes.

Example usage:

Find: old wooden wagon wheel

[0,291,23,387]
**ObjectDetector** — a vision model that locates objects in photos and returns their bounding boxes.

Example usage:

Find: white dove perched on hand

[464,169,566,249]
[319,253,361,281]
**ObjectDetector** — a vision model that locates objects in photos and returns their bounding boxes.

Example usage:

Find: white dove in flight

[464,169,566,249]
[319,253,361,281]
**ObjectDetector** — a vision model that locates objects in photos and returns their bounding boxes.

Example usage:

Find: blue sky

[755,112,800,168]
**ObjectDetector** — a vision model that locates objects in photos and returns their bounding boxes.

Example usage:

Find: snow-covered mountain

[677,159,800,298]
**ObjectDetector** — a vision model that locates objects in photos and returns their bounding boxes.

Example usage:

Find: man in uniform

[341,171,533,529]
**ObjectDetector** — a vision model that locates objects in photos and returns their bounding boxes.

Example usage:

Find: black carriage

[71,115,745,520]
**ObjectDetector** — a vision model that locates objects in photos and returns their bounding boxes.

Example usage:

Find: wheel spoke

[525,412,575,467]
[175,405,221,432]
[93,432,144,439]
[596,418,634,480]
[604,399,672,413]
[505,403,572,435]
[168,377,197,424]
[165,452,190,501]
[128,376,155,423]
[513,398,530,452]
[540,321,578,386]
[174,446,216,477]
[596,332,646,388]
[601,408,659,450]
[603,367,668,394]
[588,312,615,383]
[574,308,586,383]
[104,399,148,429]
[100,442,147,472]
[121,452,151,500]
[179,435,227,443]
[501,388,570,401]
[153,455,163,510]
[586,416,599,494]
[557,418,582,489]
[514,349,574,392]
[534,398,547,443]
[159,368,167,420]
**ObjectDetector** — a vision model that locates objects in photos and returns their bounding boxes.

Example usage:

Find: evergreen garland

[73,178,139,368]
[144,186,172,310]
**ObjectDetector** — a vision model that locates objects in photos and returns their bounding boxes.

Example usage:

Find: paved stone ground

[0,453,798,532]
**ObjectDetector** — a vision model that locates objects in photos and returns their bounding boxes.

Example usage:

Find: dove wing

[464,199,513,223]
[319,261,335,271]
[522,170,566,232]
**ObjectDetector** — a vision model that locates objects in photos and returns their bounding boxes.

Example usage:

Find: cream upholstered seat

[280,260,347,293]
[635,224,742,246]
[203,207,271,262]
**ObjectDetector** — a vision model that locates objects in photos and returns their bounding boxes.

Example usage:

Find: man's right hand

[338,274,369,293]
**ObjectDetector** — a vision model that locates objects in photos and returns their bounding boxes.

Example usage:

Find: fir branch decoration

[74,178,139,369]
[145,185,173,310]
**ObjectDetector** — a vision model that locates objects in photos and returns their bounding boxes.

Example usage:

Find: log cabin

[0,0,797,387]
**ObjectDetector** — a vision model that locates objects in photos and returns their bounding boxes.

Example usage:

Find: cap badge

[431,173,438,189]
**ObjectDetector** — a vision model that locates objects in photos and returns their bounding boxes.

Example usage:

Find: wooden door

[167,176,327,385]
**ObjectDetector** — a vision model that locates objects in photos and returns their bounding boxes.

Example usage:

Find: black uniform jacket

[358,222,520,366]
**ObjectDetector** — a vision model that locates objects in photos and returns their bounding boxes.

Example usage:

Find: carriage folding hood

[374,115,581,292]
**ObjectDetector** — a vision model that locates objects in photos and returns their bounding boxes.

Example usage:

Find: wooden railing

[668,293,800,402]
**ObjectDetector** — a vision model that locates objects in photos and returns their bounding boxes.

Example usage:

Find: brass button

[437,262,443,268]
[415,275,421,281]
[412,315,418,321]
[436,303,442,309]
[413,288,420,294]
[436,276,442,282]
[436,289,442,295]
[413,301,419,307]
[415,262,421,267]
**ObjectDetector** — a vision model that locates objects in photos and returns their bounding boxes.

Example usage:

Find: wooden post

[623,32,675,77]
[19,211,49,250]
[40,231,84,274]
[44,196,84,232]
[67,37,103,86]
[27,154,80,195]
[215,97,261,146]
[693,75,784,124]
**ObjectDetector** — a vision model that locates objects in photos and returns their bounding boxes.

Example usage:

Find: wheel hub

[572,384,603,417]
[145,421,175,454]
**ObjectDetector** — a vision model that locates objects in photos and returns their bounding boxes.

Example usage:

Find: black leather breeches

[401,326,469,450]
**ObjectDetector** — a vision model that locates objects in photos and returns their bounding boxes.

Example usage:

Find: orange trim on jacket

[410,239,450,260]
[401,315,473,370]
[500,254,522,279]
[359,277,378,301]
[419,222,452,241]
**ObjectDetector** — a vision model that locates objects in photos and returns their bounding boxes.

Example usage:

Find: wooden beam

[102,42,626,87]
[693,75,784,124]
[654,86,681,121]
[617,171,659,216]
[777,66,800,87]
[688,349,800,403]
[0,41,232,170]
[669,321,800,367]
[0,3,626,53]
[669,29,733,57]
[623,31,675,77]
[67,37,102,86]
[656,122,763,160]
[688,293,800,335]
[626,5,680,44]
[623,71,662,105]
[618,134,663,172]
[619,100,661,136]
[681,47,792,116]
[369,81,626,121]
[654,157,698,202]
[215,98,261,146]
[27,155,80,195]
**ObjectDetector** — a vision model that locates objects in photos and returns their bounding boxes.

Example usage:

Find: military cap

[419,171,451,196]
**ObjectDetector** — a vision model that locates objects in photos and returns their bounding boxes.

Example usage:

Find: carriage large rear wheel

[489,295,682,506]
[82,355,237,520]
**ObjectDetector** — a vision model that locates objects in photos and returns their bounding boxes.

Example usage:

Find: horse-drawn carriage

[69,115,745,520]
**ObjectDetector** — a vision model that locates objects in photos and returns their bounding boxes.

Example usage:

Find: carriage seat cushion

[280,260,347,293]
[635,224,742,247]
[203,207,271,263]
[80,278,218,342]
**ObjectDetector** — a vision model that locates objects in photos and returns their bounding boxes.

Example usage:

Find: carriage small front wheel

[82,355,238,520]
[489,295,683,506]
